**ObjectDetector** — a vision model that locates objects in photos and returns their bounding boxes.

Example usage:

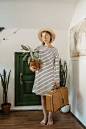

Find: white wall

[0,0,76,30]
[70,0,86,29]
[68,0,86,127]
[0,28,68,110]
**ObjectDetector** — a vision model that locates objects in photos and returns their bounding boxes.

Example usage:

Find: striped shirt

[32,45,60,96]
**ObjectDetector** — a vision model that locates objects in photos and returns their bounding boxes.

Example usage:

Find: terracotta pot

[1,103,11,115]
[35,60,40,68]
[30,60,39,69]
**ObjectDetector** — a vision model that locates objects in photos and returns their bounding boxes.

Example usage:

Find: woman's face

[41,32,51,43]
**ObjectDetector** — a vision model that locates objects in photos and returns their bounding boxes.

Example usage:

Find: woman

[30,28,60,126]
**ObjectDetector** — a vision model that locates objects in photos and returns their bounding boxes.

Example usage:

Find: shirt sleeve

[54,48,60,83]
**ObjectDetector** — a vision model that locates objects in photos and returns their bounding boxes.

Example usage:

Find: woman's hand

[54,82,60,88]
[29,66,39,72]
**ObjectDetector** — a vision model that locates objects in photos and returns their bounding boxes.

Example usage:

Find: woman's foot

[40,118,48,125]
[47,116,53,126]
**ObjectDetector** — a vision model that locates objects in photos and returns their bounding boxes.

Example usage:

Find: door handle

[20,73,23,85]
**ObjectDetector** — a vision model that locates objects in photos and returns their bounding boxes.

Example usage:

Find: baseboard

[70,111,86,129]
[0,105,43,111]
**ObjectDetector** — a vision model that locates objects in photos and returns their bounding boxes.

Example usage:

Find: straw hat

[38,28,56,43]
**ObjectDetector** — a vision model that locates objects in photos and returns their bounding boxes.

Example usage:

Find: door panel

[15,52,41,106]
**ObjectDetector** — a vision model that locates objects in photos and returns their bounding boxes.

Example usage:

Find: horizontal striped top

[32,45,60,96]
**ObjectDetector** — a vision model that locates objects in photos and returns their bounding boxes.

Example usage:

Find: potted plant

[59,59,70,113]
[21,45,43,69]
[0,69,11,114]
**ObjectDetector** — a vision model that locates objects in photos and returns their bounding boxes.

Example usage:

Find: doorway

[15,52,41,106]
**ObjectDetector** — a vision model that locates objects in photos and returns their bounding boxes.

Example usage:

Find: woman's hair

[41,31,52,46]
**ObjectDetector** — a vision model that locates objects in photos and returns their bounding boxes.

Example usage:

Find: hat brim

[38,28,55,43]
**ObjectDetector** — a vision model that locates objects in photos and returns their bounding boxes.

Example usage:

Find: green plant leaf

[27,45,30,50]
[28,57,31,65]
[7,70,11,90]
[0,72,5,90]
[3,69,6,85]
[21,45,29,51]
[27,45,33,51]
[6,78,8,91]
[1,80,4,90]
[23,54,28,61]
[21,52,30,56]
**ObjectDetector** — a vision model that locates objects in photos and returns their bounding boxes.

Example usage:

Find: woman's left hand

[54,82,60,88]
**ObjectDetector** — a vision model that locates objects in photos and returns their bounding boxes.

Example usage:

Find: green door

[15,52,41,106]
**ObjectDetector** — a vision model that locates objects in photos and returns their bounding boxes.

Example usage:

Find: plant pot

[30,60,39,69]
[1,103,11,115]
[60,104,70,113]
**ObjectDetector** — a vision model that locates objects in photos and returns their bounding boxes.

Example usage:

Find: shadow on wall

[77,90,83,116]
[76,61,83,116]
[69,60,83,116]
